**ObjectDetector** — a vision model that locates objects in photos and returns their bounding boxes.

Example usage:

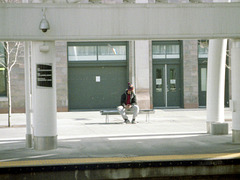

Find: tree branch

[0,60,6,68]
[1,42,7,53]
[0,42,7,68]
[9,42,20,72]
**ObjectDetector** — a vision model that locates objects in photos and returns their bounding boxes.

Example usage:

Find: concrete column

[32,41,57,150]
[23,0,32,150]
[134,0,151,110]
[129,41,135,85]
[230,0,240,144]
[24,42,32,148]
[231,39,240,143]
[206,0,233,136]
[206,39,228,134]
[134,40,151,109]
[183,40,198,108]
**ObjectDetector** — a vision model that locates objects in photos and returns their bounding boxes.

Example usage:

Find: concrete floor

[0,108,238,164]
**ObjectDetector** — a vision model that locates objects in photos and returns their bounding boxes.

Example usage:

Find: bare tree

[0,42,22,127]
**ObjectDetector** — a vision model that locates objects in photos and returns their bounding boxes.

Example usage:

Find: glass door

[153,65,165,107]
[198,64,207,107]
[153,64,180,108]
[152,41,182,108]
[167,65,180,107]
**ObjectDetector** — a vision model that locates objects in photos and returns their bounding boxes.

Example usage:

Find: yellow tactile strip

[1,153,240,168]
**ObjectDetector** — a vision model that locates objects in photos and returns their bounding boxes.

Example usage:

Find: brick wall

[183,40,199,108]
[55,41,68,112]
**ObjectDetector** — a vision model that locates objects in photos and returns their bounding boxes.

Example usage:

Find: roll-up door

[68,42,128,110]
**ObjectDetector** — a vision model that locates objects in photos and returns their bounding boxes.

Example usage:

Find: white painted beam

[0,3,240,41]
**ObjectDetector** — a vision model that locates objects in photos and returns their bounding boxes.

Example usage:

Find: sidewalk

[0,108,233,139]
[0,108,238,164]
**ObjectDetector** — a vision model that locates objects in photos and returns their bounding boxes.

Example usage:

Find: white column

[24,41,32,148]
[129,41,135,85]
[134,0,151,109]
[231,39,240,143]
[134,40,151,109]
[32,41,57,150]
[206,39,227,133]
[206,1,229,133]
[23,0,32,149]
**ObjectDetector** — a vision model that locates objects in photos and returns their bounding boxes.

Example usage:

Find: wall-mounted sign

[37,64,52,87]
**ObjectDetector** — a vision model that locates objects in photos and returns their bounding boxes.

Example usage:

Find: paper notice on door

[156,79,162,85]
[170,79,176,84]
[96,76,100,82]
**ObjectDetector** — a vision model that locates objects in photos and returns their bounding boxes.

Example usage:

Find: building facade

[0,40,230,113]
[0,0,232,113]
[2,0,240,147]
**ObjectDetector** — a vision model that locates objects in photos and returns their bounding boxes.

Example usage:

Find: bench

[100,109,155,123]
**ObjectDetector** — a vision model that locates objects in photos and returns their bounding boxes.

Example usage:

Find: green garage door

[68,65,127,110]
[68,42,128,110]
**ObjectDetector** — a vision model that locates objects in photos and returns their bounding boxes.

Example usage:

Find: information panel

[37,64,52,88]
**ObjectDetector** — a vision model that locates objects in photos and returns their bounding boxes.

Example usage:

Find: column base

[26,134,33,148]
[34,136,57,150]
[211,122,228,135]
[232,130,240,144]
[206,122,228,135]
[206,122,211,134]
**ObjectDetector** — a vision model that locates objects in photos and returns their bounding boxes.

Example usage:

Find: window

[0,43,6,96]
[169,68,177,92]
[198,40,208,58]
[153,44,180,59]
[98,45,126,61]
[68,43,127,61]
[200,67,207,92]
[156,68,163,92]
[68,46,97,61]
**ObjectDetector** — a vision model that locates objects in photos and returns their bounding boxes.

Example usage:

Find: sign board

[37,64,52,87]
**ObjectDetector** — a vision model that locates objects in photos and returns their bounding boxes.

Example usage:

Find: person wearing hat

[117,83,139,124]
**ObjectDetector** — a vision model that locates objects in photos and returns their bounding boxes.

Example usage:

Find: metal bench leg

[105,114,109,123]
[146,113,150,123]
[105,115,107,123]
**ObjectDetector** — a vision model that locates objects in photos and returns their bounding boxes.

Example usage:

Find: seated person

[117,83,139,124]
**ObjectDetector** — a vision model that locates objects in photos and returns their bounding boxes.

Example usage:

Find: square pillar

[231,39,240,143]
[183,40,199,108]
[32,41,57,150]
[135,40,151,109]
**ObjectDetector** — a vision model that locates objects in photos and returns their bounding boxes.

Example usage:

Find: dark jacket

[120,90,137,107]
